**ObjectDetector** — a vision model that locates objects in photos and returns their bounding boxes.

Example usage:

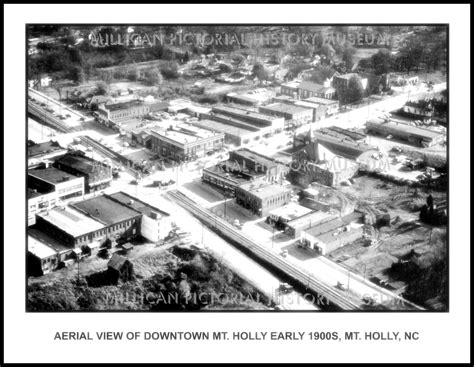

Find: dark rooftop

[107,192,170,218]
[71,195,141,226]
[55,154,110,176]
[28,167,81,185]
[105,100,144,112]
[27,141,65,158]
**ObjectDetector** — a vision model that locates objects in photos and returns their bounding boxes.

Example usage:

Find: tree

[371,48,392,75]
[252,63,269,83]
[342,43,356,70]
[143,68,163,86]
[319,44,335,62]
[70,66,85,83]
[95,81,109,96]
[306,65,336,84]
[339,75,364,104]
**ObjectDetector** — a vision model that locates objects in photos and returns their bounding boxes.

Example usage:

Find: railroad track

[78,136,139,176]
[28,102,73,134]
[168,190,361,311]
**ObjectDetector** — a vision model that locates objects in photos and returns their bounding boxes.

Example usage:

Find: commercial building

[280,80,336,100]
[202,161,264,195]
[97,99,168,126]
[210,105,285,132]
[35,205,107,254]
[30,192,171,274]
[150,124,225,161]
[333,73,368,91]
[28,188,57,226]
[107,192,172,242]
[285,211,336,238]
[289,142,359,187]
[235,179,292,217]
[403,100,434,118]
[295,128,378,160]
[300,213,364,255]
[28,140,68,168]
[273,95,339,122]
[54,153,113,192]
[226,88,276,106]
[366,118,445,147]
[267,203,312,225]
[27,235,60,276]
[193,119,262,147]
[229,148,289,182]
[258,103,313,127]
[28,167,84,202]
[304,97,339,116]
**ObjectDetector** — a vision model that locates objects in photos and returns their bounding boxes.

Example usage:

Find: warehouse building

[97,99,169,126]
[150,124,225,162]
[285,211,336,238]
[35,204,107,256]
[300,213,364,255]
[235,179,292,217]
[30,192,171,275]
[366,118,445,147]
[54,153,112,193]
[258,103,313,127]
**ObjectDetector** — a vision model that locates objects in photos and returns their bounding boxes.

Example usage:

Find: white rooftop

[28,235,57,259]
[37,206,105,238]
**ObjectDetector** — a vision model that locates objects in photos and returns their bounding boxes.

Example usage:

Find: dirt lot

[328,175,447,285]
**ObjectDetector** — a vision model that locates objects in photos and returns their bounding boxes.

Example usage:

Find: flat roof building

[300,215,364,255]
[53,153,112,193]
[226,88,276,106]
[259,103,313,127]
[211,105,285,131]
[235,179,292,217]
[268,203,313,224]
[28,167,85,202]
[193,119,261,147]
[28,141,68,168]
[150,123,225,162]
[366,118,445,147]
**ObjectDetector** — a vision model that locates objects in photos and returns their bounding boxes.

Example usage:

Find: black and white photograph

[3,3,470,365]
[25,23,449,312]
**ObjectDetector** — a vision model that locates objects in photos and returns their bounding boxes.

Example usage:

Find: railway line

[168,189,362,310]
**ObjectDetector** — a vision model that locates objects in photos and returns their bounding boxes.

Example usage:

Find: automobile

[336,281,348,291]
[362,295,375,305]
[279,283,293,293]
[391,146,403,153]
[281,249,289,258]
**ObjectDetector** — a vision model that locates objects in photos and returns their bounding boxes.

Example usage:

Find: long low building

[150,123,225,161]
[300,213,364,255]
[30,192,172,274]
[211,105,285,131]
[193,118,262,146]
[366,118,445,147]
[258,103,313,127]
